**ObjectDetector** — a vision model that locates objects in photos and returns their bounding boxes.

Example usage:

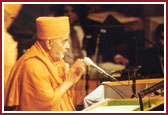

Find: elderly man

[5,17,85,111]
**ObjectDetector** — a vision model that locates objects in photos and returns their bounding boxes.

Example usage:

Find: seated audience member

[137,24,164,78]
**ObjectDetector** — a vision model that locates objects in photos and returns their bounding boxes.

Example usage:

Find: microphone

[138,80,164,111]
[84,57,117,81]
[138,80,164,97]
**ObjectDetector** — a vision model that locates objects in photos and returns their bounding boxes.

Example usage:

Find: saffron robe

[5,41,75,111]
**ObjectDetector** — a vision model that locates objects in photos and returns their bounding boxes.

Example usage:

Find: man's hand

[65,59,85,86]
[60,59,85,96]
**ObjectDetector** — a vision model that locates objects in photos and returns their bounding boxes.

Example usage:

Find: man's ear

[46,40,52,50]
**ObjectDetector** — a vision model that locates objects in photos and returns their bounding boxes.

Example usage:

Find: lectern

[83,78,164,111]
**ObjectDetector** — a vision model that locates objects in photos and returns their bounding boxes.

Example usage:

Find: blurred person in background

[138,24,164,78]
[4,4,22,90]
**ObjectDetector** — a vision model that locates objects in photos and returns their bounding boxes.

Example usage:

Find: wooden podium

[83,78,164,111]
[101,78,164,99]
[83,96,164,111]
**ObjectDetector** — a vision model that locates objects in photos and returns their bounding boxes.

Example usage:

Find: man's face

[63,5,78,24]
[49,37,70,62]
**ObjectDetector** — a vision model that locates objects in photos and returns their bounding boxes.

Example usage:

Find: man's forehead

[52,36,69,41]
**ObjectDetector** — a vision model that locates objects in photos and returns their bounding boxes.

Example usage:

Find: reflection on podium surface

[83,78,164,111]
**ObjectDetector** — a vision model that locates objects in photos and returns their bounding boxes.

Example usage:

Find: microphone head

[83,57,94,66]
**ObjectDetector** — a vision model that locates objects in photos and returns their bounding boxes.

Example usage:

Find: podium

[83,97,164,111]
[83,78,164,111]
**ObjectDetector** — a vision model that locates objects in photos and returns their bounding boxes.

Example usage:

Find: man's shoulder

[23,57,46,70]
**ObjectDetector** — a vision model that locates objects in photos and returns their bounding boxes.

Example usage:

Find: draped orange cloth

[5,41,75,111]
[4,31,18,90]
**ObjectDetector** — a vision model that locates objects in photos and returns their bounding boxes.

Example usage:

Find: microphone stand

[92,29,105,87]
[110,67,140,98]
[85,66,89,95]
[138,80,164,111]
[94,33,101,87]
[128,67,141,98]
[131,70,137,98]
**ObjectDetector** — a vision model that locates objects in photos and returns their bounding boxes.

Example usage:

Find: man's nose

[66,42,70,50]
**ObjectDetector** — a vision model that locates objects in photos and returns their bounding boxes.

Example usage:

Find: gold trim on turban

[36,17,70,40]
[4,4,22,18]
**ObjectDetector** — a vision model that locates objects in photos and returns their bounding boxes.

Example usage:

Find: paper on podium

[84,83,129,108]
[84,85,105,108]
[83,83,127,108]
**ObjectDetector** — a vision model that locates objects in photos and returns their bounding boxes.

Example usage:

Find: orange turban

[36,17,70,40]
[4,4,22,18]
